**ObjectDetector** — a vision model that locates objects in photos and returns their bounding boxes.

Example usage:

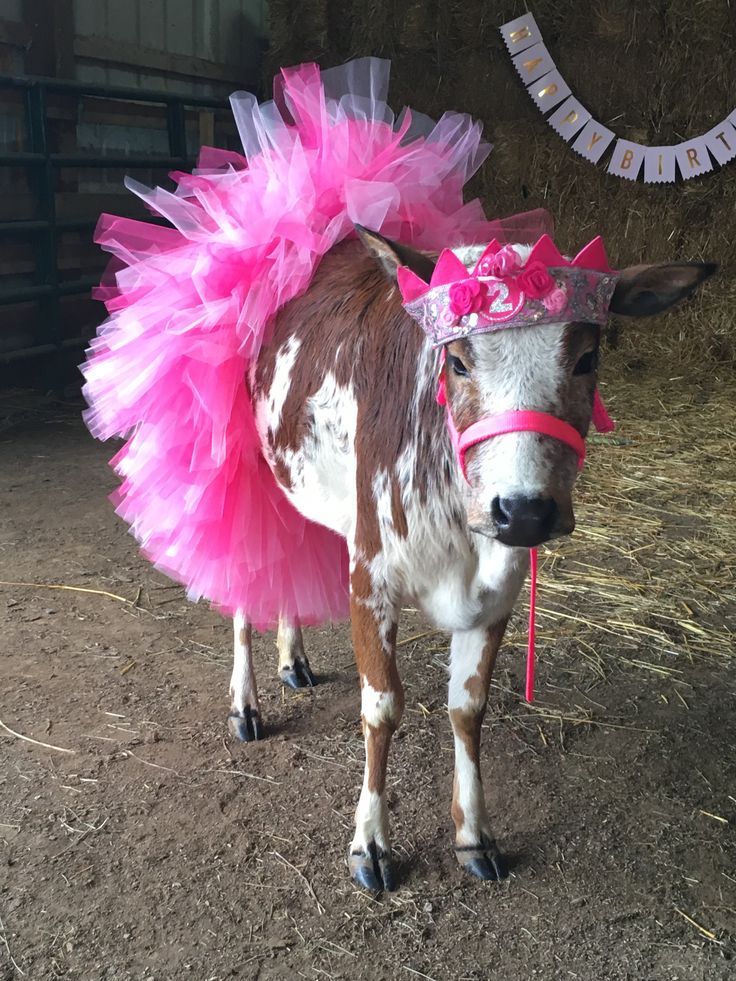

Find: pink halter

[436,358,614,701]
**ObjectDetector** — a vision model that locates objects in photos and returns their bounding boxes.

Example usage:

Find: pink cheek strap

[436,358,615,703]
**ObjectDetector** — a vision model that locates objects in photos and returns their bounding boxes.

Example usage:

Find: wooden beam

[73,36,258,87]
[22,0,54,74]
[53,0,75,78]
[21,0,74,76]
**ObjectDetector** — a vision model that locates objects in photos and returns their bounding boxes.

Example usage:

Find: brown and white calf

[228,229,713,890]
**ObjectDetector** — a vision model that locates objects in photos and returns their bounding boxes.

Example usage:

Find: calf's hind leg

[228,612,263,742]
[448,619,509,881]
[348,568,404,892]
[276,619,316,689]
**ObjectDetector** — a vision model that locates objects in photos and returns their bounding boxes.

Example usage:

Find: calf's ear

[609,261,717,317]
[354,224,436,283]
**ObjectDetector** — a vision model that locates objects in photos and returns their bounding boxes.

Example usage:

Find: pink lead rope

[437,363,615,702]
[527,546,538,702]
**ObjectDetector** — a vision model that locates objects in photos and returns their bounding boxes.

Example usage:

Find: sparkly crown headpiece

[398,234,619,346]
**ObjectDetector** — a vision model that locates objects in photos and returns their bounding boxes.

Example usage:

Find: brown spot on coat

[350,562,403,714]
[449,707,483,776]
[365,722,393,794]
[463,618,509,708]
[351,559,404,799]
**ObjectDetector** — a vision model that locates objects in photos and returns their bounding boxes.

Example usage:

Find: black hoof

[456,836,508,882]
[349,842,397,893]
[279,657,316,690]
[228,707,263,742]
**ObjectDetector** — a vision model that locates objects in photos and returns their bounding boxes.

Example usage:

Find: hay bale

[267,0,736,364]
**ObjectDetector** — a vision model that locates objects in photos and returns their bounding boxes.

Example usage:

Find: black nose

[491,495,559,547]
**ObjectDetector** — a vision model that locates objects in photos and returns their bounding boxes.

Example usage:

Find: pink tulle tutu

[82,57,550,628]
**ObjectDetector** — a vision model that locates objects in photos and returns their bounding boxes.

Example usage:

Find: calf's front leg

[449,618,509,881]
[348,566,403,892]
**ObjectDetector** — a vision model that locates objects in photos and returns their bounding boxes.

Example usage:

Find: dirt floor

[1,372,735,981]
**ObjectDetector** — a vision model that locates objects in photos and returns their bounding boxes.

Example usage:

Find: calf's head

[357,227,715,548]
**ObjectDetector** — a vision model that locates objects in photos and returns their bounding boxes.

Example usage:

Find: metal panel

[73,0,107,43]
[0,0,24,21]
[139,0,167,55]
[165,0,196,57]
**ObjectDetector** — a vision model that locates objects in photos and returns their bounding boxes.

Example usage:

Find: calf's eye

[573,349,599,375]
[448,354,469,377]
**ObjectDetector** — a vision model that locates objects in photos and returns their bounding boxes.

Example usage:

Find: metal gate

[0,74,230,388]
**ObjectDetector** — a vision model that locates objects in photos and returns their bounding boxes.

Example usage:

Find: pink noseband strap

[457,411,586,477]
[437,359,614,704]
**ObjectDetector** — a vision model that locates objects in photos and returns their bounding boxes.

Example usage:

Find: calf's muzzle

[491,494,572,547]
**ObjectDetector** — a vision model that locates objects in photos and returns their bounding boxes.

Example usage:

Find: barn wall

[73,0,268,96]
[0,0,268,93]
[0,1,29,75]
[0,1,268,379]
[266,0,736,362]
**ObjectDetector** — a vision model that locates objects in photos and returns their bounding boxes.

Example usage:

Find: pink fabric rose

[542,286,568,315]
[484,245,520,279]
[439,306,458,328]
[448,278,487,317]
[517,260,555,299]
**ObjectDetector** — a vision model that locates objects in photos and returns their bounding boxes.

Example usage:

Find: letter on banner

[607,140,645,180]
[547,96,591,140]
[643,146,678,183]
[512,42,556,84]
[675,138,713,179]
[528,69,571,112]
[571,119,615,163]
[703,121,736,165]
[500,12,542,53]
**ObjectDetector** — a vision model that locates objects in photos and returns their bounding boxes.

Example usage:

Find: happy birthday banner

[500,12,736,182]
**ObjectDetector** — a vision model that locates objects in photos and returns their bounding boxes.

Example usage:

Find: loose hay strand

[271,850,325,914]
[673,907,720,942]
[0,718,76,755]
[0,580,132,604]
[0,910,25,977]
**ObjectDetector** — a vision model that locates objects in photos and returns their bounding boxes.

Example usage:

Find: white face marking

[467,324,572,491]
